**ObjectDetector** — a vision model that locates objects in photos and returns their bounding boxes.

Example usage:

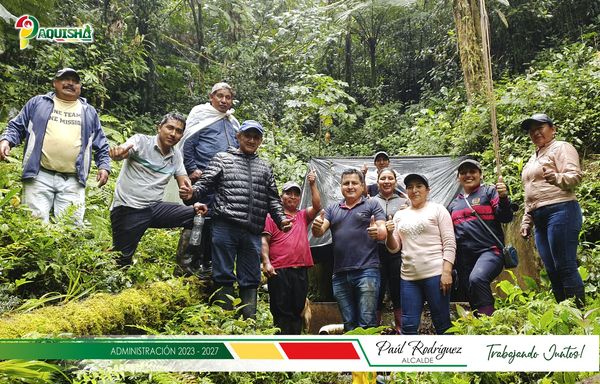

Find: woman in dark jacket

[448,159,513,316]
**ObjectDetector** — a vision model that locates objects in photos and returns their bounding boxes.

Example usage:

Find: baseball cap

[210,82,234,95]
[521,113,554,131]
[373,151,390,163]
[282,181,301,193]
[54,68,80,81]
[458,158,482,172]
[239,120,264,135]
[404,173,429,188]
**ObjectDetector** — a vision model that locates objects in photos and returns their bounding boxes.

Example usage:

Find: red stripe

[279,342,360,359]
[453,216,478,225]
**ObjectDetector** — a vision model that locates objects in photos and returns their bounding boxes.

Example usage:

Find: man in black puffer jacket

[179,120,291,319]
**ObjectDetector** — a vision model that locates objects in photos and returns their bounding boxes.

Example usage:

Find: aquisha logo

[15,15,93,50]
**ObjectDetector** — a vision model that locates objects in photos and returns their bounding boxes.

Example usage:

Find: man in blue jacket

[0,68,110,224]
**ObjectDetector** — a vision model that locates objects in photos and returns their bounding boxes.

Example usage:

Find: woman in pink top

[386,173,456,334]
[520,113,584,307]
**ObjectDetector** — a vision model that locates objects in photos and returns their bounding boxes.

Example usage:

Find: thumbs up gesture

[367,215,379,240]
[385,214,395,234]
[109,143,134,161]
[496,175,508,199]
[312,210,327,237]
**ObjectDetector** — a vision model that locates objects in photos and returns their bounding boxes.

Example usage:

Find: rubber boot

[475,305,495,317]
[393,308,402,334]
[552,288,566,303]
[565,286,586,310]
[211,285,234,310]
[174,229,195,277]
[239,287,258,320]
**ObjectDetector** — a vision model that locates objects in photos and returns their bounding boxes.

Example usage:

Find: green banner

[0,340,232,360]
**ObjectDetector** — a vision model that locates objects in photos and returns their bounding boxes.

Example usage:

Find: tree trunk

[368,37,377,87]
[452,0,486,101]
[189,0,207,71]
[344,17,352,87]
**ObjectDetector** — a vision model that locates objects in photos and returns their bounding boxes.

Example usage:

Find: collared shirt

[111,134,186,209]
[521,139,581,230]
[325,197,385,273]
[263,209,313,269]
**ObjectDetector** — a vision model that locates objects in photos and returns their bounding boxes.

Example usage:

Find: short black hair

[341,168,364,184]
[159,112,186,129]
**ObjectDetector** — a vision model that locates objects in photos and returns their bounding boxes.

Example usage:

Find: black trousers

[111,202,195,266]
[377,244,402,310]
[267,267,309,335]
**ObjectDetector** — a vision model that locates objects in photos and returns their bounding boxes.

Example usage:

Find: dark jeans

[267,267,309,335]
[456,248,504,310]
[211,218,262,288]
[532,200,584,301]
[111,202,195,266]
[377,244,401,310]
[332,268,380,332]
[401,275,451,335]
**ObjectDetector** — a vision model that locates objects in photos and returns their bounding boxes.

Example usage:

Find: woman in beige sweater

[386,173,456,334]
[520,113,585,307]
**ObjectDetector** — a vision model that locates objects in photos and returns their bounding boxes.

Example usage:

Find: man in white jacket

[171,82,240,276]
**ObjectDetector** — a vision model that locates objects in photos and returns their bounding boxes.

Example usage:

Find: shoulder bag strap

[464,197,505,248]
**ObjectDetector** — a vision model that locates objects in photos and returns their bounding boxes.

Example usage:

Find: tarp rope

[479,0,502,178]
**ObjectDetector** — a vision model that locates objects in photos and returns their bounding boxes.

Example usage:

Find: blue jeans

[401,275,451,335]
[456,248,504,310]
[211,218,262,288]
[532,200,584,301]
[23,168,85,224]
[332,268,380,331]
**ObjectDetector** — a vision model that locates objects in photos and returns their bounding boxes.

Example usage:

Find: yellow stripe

[229,343,283,359]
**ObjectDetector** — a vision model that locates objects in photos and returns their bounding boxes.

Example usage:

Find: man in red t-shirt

[261,170,321,334]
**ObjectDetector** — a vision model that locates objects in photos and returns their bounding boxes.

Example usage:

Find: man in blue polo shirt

[109,112,207,267]
[312,168,387,331]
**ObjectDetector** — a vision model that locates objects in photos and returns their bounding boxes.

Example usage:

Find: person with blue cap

[179,120,292,319]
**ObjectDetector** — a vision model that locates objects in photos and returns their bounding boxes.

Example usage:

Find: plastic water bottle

[189,215,204,247]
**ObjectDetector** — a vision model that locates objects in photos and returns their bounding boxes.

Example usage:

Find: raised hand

[367,215,379,240]
[109,143,134,161]
[496,175,508,198]
[312,210,326,235]
[385,214,395,234]
[307,169,317,185]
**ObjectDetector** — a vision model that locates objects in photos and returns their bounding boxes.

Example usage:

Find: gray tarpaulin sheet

[300,155,467,247]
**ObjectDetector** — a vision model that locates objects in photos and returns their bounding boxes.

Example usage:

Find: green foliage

[0,359,67,384]
[449,272,600,337]
[161,290,278,335]
[0,278,202,338]
[0,202,126,303]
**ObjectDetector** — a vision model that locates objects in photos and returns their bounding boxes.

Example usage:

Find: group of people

[0,68,586,334]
